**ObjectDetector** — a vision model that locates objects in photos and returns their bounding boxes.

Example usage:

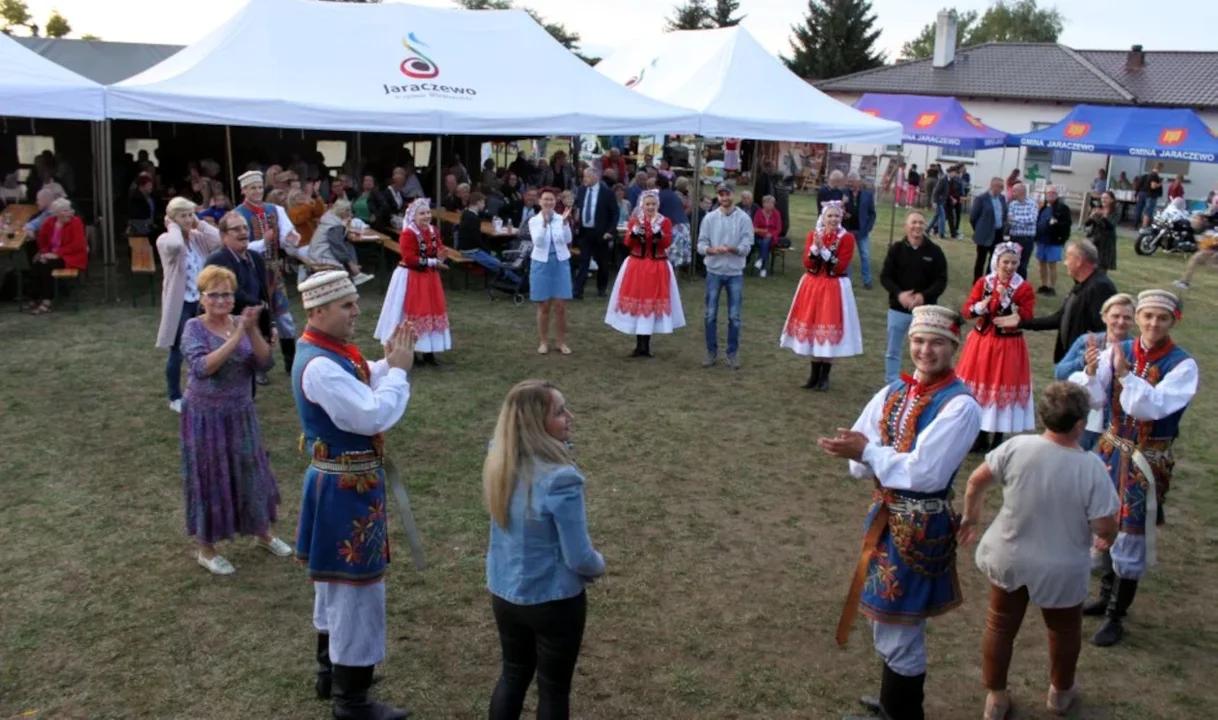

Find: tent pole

[435,135,443,201]
[103,119,116,303]
[225,126,236,195]
[689,136,704,280]
[888,150,899,246]
[354,131,362,182]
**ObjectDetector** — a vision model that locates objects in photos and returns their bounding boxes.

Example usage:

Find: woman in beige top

[958,382,1120,718]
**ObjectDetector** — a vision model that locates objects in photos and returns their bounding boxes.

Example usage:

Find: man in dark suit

[969,177,1008,281]
[996,239,1117,362]
[374,167,408,233]
[572,167,618,299]
[205,211,272,389]
[843,171,878,289]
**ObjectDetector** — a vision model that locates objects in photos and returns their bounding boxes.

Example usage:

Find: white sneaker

[589,260,599,271]
[197,553,235,575]
[759,269,767,278]
[168,399,182,413]
[257,536,293,557]
[754,259,763,269]
[1173,280,1190,290]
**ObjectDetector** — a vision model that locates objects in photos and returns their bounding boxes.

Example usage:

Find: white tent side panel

[0,32,105,120]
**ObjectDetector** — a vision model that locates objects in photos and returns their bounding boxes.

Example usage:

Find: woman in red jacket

[29,198,87,314]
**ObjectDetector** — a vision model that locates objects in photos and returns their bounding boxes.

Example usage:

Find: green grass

[1,193,1216,719]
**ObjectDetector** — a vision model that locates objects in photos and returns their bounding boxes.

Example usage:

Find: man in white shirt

[292,271,416,720]
[820,305,982,720]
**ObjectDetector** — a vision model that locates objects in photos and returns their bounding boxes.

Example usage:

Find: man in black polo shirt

[879,210,948,384]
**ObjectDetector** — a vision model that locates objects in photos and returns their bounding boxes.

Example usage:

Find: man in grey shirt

[697,183,754,369]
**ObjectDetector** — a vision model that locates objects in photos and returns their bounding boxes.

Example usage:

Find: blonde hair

[1101,292,1136,316]
[167,196,197,216]
[483,380,574,529]
[266,189,288,206]
[196,265,237,293]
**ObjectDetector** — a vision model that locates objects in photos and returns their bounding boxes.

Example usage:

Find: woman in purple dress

[181,265,290,575]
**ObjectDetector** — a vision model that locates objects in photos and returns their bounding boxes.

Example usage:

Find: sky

[17,0,1208,61]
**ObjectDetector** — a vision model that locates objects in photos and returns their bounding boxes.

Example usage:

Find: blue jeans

[885,309,913,385]
[854,232,872,286]
[1081,430,1100,452]
[704,272,742,357]
[756,238,772,269]
[465,249,521,284]
[166,300,199,400]
[932,203,946,236]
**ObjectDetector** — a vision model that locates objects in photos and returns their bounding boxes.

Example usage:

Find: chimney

[933,11,958,69]
[1125,44,1145,71]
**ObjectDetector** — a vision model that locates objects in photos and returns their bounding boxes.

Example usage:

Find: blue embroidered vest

[859,376,972,625]
[291,339,389,584]
[1106,339,1191,441]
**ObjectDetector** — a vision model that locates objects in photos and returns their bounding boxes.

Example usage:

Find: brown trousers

[982,584,1082,692]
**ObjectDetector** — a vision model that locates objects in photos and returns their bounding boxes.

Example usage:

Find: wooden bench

[51,268,81,311]
[128,236,157,307]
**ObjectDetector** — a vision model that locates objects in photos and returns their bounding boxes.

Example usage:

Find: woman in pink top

[752,195,783,278]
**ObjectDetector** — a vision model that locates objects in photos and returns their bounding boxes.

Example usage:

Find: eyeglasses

[203,291,235,300]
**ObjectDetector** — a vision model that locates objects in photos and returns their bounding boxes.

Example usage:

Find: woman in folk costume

[779,201,862,391]
[375,198,451,365]
[605,190,686,357]
[956,241,1036,453]
[1070,289,1197,648]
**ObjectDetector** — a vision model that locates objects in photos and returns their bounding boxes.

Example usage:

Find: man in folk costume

[236,169,302,375]
[294,271,418,719]
[375,198,451,366]
[820,306,982,720]
[604,189,686,357]
[1069,289,1197,647]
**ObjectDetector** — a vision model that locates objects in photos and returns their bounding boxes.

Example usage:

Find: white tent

[595,27,901,144]
[0,32,105,120]
[106,0,699,135]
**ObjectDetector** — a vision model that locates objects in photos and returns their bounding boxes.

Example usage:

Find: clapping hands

[383,321,418,371]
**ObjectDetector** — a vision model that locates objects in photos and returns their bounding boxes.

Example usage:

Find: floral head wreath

[990,241,1022,273]
[404,198,430,229]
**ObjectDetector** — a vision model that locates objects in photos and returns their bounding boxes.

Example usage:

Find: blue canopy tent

[852,93,1008,149]
[1006,105,1218,163]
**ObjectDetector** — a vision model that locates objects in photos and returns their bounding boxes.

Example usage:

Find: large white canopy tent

[0,31,106,120]
[594,26,902,144]
[106,0,699,135]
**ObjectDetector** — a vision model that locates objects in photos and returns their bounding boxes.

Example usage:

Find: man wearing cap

[1069,289,1197,647]
[293,271,416,719]
[235,169,302,378]
[697,182,754,369]
[819,305,982,720]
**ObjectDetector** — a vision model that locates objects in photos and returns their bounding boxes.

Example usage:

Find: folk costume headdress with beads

[908,305,962,345]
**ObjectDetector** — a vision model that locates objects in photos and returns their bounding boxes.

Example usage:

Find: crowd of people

[8,138,1194,719]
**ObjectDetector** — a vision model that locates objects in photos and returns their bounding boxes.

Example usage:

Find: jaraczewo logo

[914,113,940,129]
[1063,122,1091,139]
[625,58,658,89]
[1159,128,1187,146]
[384,31,477,99]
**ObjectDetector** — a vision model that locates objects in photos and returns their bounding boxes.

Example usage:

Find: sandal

[537,344,549,355]
[559,344,572,355]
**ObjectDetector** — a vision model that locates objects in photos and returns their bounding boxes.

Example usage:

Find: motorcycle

[1134,203,1197,256]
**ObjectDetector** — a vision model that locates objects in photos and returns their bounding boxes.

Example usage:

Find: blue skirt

[530,252,573,302]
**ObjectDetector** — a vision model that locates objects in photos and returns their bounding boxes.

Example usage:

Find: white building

[815,14,1218,205]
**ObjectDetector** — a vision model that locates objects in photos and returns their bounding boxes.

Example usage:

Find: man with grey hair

[573,167,617,299]
[844,171,878,289]
[22,183,68,236]
[1006,182,1038,279]
[995,240,1116,363]
[817,169,846,214]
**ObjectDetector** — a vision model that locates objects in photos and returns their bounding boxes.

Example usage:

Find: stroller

[486,237,531,305]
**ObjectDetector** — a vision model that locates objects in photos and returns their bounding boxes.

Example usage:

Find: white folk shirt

[301,357,410,436]
[848,383,982,493]
[1069,343,1198,423]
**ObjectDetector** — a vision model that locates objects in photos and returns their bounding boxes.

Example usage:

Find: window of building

[1031,122,1072,168]
[1155,159,1190,181]
[403,140,432,168]
[316,140,347,170]
[124,138,160,165]
[883,144,903,155]
[940,146,976,160]
[15,135,55,181]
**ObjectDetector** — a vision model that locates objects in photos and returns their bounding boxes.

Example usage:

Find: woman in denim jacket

[484,380,605,720]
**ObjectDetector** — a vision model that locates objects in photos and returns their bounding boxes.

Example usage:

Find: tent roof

[852,93,1008,150]
[594,27,901,144]
[1007,105,1218,163]
[0,32,105,120]
[106,0,698,135]
[13,37,183,85]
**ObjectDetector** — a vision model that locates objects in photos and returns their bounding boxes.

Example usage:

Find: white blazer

[528,211,572,263]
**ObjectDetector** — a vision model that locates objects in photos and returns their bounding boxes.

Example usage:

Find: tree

[665,0,713,31]
[452,0,583,54]
[783,0,884,81]
[710,0,744,27]
[1,0,32,35]
[45,10,69,38]
[899,1,1064,61]
[81,33,100,40]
